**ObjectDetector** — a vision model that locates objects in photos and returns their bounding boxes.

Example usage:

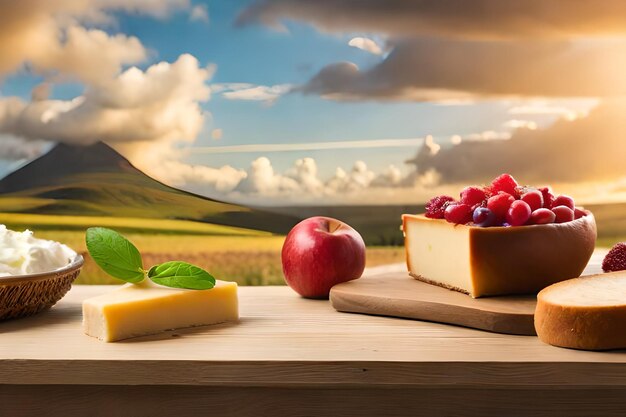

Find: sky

[0,0,624,205]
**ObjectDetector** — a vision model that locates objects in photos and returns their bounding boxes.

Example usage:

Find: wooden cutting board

[330,252,605,336]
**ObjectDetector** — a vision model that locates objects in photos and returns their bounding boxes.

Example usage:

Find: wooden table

[2,253,626,417]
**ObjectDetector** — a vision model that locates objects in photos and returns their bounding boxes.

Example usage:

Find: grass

[27,230,404,286]
[0,213,270,236]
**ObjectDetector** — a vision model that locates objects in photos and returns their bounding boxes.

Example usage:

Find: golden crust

[409,272,470,296]
[535,272,626,350]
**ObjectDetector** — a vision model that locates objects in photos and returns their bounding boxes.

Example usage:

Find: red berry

[506,200,532,226]
[574,207,587,219]
[538,187,555,208]
[487,193,515,223]
[425,195,455,219]
[444,203,473,224]
[602,242,626,272]
[521,190,544,212]
[530,208,556,225]
[460,186,487,207]
[490,174,519,197]
[553,195,575,210]
[552,205,574,223]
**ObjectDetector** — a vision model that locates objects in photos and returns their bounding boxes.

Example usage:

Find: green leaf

[85,227,145,283]
[148,261,216,290]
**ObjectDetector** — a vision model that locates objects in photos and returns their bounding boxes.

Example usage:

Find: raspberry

[473,207,496,227]
[553,195,575,210]
[530,208,556,225]
[506,200,532,226]
[602,242,626,272]
[460,186,488,207]
[487,193,515,223]
[521,190,543,212]
[444,203,473,224]
[425,195,455,219]
[538,187,555,208]
[552,205,574,223]
[574,207,587,219]
[490,174,519,197]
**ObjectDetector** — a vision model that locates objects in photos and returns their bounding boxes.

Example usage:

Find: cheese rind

[83,280,238,342]
[535,272,626,350]
[403,213,596,297]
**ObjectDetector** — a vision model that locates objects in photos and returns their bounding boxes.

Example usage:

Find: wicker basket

[0,255,84,321]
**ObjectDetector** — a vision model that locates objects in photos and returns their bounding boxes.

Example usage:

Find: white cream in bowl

[0,225,77,276]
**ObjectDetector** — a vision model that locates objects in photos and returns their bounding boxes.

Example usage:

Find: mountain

[0,142,300,234]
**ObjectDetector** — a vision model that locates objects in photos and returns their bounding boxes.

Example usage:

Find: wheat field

[32,230,404,285]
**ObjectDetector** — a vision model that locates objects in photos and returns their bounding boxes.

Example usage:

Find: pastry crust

[409,272,470,295]
[403,213,597,297]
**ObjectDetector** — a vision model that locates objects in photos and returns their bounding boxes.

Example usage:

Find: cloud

[507,103,589,120]
[299,38,626,101]
[240,2,626,102]
[0,135,50,161]
[187,137,424,154]
[238,0,626,40]
[218,83,292,102]
[169,156,385,202]
[189,4,209,22]
[155,159,247,194]
[503,119,537,130]
[234,157,300,195]
[0,54,211,147]
[463,131,511,142]
[348,37,383,55]
[0,0,188,80]
[407,100,626,184]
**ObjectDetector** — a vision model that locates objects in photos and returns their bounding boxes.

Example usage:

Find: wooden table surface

[2,250,626,417]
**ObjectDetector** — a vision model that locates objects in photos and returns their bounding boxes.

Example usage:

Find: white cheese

[0,225,76,276]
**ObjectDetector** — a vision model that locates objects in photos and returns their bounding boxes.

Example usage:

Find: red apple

[281,216,366,298]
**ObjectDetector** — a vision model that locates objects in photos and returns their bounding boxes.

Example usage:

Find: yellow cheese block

[82,280,238,342]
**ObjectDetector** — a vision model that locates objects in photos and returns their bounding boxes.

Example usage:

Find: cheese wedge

[402,213,596,297]
[83,280,238,342]
[535,271,626,350]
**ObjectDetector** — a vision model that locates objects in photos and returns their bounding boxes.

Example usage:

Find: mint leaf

[148,261,216,290]
[85,227,145,283]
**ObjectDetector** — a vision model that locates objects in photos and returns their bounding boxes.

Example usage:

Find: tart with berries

[402,174,597,298]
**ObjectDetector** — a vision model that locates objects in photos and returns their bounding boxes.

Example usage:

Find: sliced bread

[535,271,626,350]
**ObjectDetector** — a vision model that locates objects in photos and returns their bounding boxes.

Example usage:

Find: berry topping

[538,187,555,208]
[521,190,544,212]
[530,208,556,225]
[602,242,626,272]
[490,174,519,197]
[423,173,588,227]
[552,205,575,223]
[553,195,575,210]
[460,186,488,207]
[487,193,515,222]
[506,200,532,226]
[425,195,455,219]
[444,203,473,224]
[472,207,496,227]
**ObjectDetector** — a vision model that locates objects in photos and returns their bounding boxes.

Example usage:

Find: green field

[0,213,403,286]
[0,212,270,236]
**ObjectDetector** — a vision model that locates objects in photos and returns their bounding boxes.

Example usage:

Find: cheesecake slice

[83,279,238,342]
[402,214,596,297]
[535,271,626,350]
